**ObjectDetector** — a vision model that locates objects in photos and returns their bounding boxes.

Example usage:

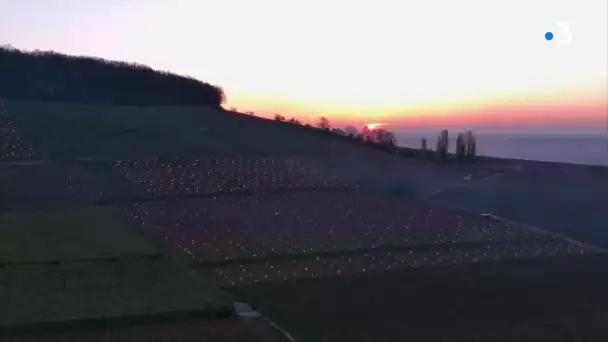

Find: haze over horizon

[1,0,606,133]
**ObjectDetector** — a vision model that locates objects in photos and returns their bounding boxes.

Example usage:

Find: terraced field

[126,192,565,264]
[2,100,607,341]
[115,157,351,198]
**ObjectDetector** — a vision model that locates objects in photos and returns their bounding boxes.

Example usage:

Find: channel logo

[545,22,573,46]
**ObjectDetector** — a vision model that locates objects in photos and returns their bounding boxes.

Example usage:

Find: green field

[0,207,158,264]
[0,205,234,329]
[0,258,232,327]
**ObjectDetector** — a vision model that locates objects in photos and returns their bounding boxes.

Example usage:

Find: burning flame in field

[366,123,385,130]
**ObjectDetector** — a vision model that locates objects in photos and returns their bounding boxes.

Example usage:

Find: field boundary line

[0,253,163,268]
[194,238,561,268]
[0,160,49,166]
[477,212,608,254]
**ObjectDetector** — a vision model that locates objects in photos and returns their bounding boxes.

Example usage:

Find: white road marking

[235,302,299,342]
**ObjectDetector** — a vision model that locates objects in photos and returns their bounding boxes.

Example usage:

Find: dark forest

[0,47,224,107]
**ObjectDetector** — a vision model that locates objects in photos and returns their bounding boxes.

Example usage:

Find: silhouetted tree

[274,114,286,122]
[317,116,331,130]
[436,129,449,161]
[374,128,396,147]
[362,125,373,141]
[217,87,226,106]
[456,132,466,161]
[465,131,477,159]
[0,47,224,107]
[331,128,346,135]
[287,117,302,125]
[344,125,359,137]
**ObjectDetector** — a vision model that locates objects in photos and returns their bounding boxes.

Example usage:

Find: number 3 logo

[555,22,573,46]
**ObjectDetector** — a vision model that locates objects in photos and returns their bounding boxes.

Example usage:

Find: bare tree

[287,117,302,125]
[386,131,397,148]
[332,128,346,135]
[361,125,373,141]
[274,114,286,122]
[375,129,396,146]
[344,125,359,137]
[317,116,331,130]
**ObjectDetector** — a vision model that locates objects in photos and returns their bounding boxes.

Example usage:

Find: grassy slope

[0,258,232,327]
[0,206,158,263]
[0,206,234,329]
[6,101,378,160]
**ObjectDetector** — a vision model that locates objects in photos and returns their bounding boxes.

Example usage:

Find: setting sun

[366,123,385,130]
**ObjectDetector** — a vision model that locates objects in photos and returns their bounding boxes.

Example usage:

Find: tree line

[273,113,477,162]
[0,47,224,107]
[432,129,477,161]
[274,114,397,153]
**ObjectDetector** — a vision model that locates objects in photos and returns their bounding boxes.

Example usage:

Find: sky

[0,0,606,133]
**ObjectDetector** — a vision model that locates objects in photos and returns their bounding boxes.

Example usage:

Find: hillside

[3,100,393,160]
[0,47,224,107]
[1,53,608,341]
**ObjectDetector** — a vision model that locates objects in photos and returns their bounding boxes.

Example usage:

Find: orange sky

[3,0,606,133]
[227,84,607,131]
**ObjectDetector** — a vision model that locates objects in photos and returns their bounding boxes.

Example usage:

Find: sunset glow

[1,0,606,132]
[366,123,385,131]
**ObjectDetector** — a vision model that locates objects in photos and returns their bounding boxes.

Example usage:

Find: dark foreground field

[2,100,607,341]
[4,318,273,342]
[235,254,608,342]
